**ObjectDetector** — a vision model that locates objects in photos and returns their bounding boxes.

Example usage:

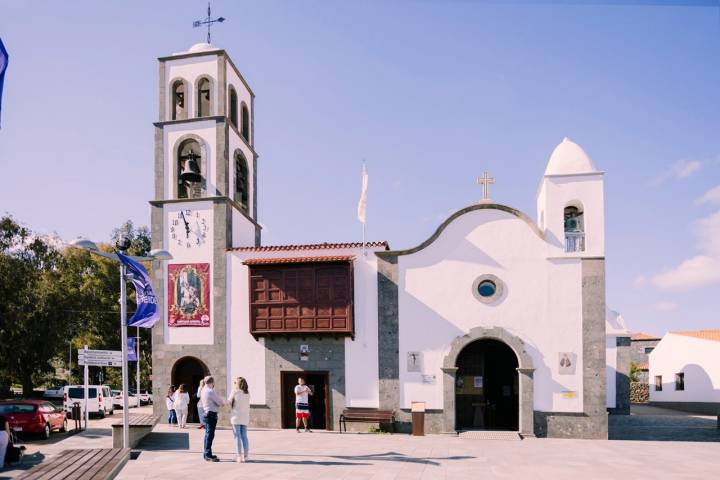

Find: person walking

[196,378,206,430]
[165,387,177,425]
[294,377,313,433]
[173,384,190,428]
[228,377,251,463]
[200,376,225,462]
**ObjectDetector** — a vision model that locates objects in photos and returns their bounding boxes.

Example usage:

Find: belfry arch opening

[564,201,585,252]
[171,356,209,424]
[455,338,519,431]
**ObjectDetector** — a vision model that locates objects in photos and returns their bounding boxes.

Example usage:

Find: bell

[179,152,202,183]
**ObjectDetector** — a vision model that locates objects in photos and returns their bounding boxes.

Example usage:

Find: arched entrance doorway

[455,339,518,430]
[171,356,209,423]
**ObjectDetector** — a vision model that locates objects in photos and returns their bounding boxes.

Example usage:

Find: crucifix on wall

[477,171,495,203]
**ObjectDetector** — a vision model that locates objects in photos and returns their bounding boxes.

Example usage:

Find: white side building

[649,330,720,415]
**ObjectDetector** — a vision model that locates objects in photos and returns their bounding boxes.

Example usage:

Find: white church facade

[150,43,630,439]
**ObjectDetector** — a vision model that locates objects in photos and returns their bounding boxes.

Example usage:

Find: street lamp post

[69,237,171,449]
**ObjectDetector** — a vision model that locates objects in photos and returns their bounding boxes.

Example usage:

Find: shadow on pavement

[136,432,190,451]
[610,414,720,442]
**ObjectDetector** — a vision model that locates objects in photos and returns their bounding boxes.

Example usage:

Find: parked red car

[0,400,67,439]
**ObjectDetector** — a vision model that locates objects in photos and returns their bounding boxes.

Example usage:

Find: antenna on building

[193,2,226,44]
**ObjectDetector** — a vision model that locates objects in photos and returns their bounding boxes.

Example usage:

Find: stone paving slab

[113,423,720,479]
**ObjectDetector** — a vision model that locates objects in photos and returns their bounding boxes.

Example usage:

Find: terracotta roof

[230,241,389,252]
[242,255,355,266]
[631,332,661,341]
[636,362,649,371]
[670,329,720,343]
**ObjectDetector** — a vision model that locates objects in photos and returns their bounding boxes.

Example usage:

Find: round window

[472,274,504,304]
[477,280,496,298]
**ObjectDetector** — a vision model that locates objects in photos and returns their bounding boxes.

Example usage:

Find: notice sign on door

[474,376,483,388]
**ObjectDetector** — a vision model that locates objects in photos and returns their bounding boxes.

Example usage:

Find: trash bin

[411,401,425,436]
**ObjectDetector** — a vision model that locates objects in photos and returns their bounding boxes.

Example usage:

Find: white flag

[357,164,368,224]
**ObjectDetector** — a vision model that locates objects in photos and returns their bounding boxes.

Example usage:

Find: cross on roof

[193,2,226,44]
[477,171,495,202]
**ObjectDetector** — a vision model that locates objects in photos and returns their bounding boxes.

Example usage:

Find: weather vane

[193,2,226,44]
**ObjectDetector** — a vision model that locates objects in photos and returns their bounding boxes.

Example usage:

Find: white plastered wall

[649,334,720,403]
[163,201,215,345]
[397,208,584,413]
[227,247,382,408]
[164,55,220,121]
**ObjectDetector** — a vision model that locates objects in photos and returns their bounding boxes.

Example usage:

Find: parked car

[111,390,139,408]
[63,385,114,418]
[0,400,67,439]
[130,389,152,405]
[43,385,66,399]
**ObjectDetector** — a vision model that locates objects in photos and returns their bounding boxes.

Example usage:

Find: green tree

[629,361,640,383]
[0,216,79,395]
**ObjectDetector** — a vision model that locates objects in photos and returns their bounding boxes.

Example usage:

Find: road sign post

[83,345,89,431]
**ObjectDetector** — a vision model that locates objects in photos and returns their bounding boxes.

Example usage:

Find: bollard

[72,402,82,431]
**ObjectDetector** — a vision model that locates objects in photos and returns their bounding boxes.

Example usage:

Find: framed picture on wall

[168,263,210,327]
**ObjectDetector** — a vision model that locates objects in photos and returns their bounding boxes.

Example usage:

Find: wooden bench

[111,414,158,449]
[339,408,395,433]
[17,448,130,480]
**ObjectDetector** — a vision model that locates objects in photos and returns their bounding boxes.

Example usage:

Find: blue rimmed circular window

[477,280,496,298]
[472,274,504,304]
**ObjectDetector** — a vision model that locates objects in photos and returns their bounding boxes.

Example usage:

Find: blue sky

[0,1,718,335]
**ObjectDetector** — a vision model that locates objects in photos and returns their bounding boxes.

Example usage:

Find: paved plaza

[3,405,719,479]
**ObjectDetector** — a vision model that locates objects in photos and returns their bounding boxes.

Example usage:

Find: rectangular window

[654,375,662,391]
[675,373,685,391]
[644,347,654,354]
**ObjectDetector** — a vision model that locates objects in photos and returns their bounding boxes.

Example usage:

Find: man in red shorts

[294,377,313,432]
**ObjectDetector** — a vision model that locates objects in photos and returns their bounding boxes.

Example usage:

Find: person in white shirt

[200,376,225,462]
[294,377,313,433]
[228,377,251,463]
[196,378,206,430]
[173,384,191,428]
[165,387,177,425]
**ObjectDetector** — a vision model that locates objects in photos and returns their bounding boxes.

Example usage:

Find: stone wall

[631,382,649,403]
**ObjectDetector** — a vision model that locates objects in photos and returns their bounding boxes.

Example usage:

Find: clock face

[169,208,209,249]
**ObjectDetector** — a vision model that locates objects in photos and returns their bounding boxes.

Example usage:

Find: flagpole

[136,328,140,404]
[120,262,130,448]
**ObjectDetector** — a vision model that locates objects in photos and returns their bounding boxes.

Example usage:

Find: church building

[150,42,630,439]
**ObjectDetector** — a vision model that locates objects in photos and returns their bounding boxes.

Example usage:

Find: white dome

[187,42,220,53]
[544,137,597,175]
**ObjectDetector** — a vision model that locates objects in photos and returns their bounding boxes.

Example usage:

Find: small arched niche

[229,86,238,128]
[196,77,212,117]
[177,138,205,199]
[241,103,250,142]
[234,150,249,212]
[564,201,585,252]
[171,79,187,120]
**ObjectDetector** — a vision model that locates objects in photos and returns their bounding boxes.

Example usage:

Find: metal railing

[565,232,585,252]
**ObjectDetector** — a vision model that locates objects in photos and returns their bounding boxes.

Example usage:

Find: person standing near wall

[294,377,313,433]
[165,387,177,425]
[200,376,225,462]
[228,377,251,463]
[196,378,206,430]
[173,384,190,429]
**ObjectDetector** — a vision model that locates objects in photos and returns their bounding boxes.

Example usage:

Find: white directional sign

[78,349,123,367]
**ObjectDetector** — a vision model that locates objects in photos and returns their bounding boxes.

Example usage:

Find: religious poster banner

[558,352,577,375]
[168,263,210,327]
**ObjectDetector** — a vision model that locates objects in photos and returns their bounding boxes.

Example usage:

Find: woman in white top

[173,384,191,428]
[165,387,177,425]
[196,379,206,429]
[228,377,251,463]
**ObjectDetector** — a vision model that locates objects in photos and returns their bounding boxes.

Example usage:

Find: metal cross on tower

[193,2,226,44]
[477,171,495,202]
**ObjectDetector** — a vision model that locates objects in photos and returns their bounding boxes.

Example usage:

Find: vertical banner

[127,337,138,362]
[168,263,211,327]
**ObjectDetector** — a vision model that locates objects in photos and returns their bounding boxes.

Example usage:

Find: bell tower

[149,42,261,417]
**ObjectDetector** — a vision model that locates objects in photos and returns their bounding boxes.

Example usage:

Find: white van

[63,385,114,418]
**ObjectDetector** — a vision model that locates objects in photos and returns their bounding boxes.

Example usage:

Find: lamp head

[115,235,132,252]
[69,237,99,252]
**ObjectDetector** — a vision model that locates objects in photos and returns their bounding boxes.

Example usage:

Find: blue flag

[117,253,160,328]
[128,337,138,361]
[0,37,8,128]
